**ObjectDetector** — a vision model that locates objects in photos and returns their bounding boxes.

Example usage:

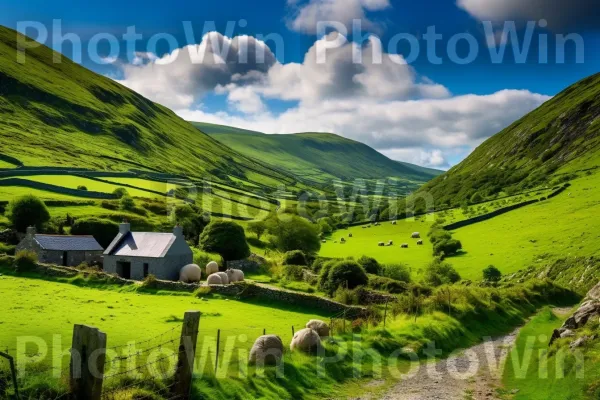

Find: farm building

[103,222,193,281]
[16,227,104,266]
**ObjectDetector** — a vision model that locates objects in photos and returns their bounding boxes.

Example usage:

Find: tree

[113,188,129,199]
[77,185,88,191]
[381,263,411,283]
[172,204,208,245]
[422,259,461,287]
[433,239,463,257]
[247,220,267,240]
[267,215,321,254]
[321,260,368,295]
[8,195,50,232]
[483,265,502,282]
[199,221,250,262]
[318,219,332,235]
[71,218,119,248]
[282,250,307,266]
[120,195,135,211]
[357,255,381,275]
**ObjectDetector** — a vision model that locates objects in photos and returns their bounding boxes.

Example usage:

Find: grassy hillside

[0,26,295,190]
[418,73,600,207]
[192,122,442,187]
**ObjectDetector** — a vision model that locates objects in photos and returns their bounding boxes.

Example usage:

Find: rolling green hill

[192,122,442,186]
[0,26,298,191]
[418,72,600,207]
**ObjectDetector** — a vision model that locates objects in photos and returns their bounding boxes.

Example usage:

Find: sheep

[378,242,385,247]
[205,261,219,276]
[411,232,421,239]
[290,328,322,353]
[216,271,229,285]
[306,320,330,337]
[388,240,393,246]
[401,243,409,248]
[349,233,353,238]
[322,239,327,243]
[226,268,245,283]
[207,273,223,285]
[392,221,397,225]
[249,335,284,365]
[179,264,202,283]
[340,238,346,243]
[417,240,423,245]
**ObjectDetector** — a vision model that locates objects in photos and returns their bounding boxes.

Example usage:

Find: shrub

[71,218,120,248]
[282,250,307,266]
[428,228,451,245]
[113,188,129,199]
[77,185,88,191]
[101,200,119,211]
[422,259,461,287]
[483,265,502,282]
[322,260,368,295]
[247,221,268,240]
[357,255,381,275]
[311,257,334,273]
[433,239,463,257]
[333,286,360,305]
[267,214,321,254]
[194,286,212,297]
[317,260,338,291]
[7,195,50,232]
[368,275,409,294]
[381,263,411,283]
[282,264,304,281]
[14,250,38,273]
[120,196,136,211]
[141,274,158,288]
[199,221,250,262]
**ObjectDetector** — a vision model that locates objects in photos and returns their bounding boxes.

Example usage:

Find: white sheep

[179,264,202,283]
[417,240,424,245]
[290,328,322,353]
[306,320,330,337]
[378,242,385,247]
[226,268,245,283]
[392,221,397,225]
[411,232,421,239]
[205,261,219,275]
[249,335,284,365]
[216,271,229,285]
[388,240,393,246]
[207,273,222,285]
[401,243,409,248]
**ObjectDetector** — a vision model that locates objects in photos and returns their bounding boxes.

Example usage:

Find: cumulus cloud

[457,0,600,31]
[287,0,391,34]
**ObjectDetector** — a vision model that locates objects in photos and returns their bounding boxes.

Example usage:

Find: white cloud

[457,0,599,30]
[287,0,391,34]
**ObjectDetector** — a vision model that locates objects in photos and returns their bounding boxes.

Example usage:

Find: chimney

[26,226,36,236]
[119,220,131,235]
[173,224,183,238]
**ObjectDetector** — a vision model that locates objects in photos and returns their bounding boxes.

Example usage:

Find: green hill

[192,122,442,186]
[0,26,297,190]
[418,72,600,207]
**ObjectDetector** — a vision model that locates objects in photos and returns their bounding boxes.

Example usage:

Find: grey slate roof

[34,235,104,251]
[104,232,176,258]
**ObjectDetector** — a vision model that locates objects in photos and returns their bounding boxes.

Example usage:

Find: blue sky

[3,0,599,168]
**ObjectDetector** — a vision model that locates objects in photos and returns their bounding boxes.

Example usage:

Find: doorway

[116,261,131,279]
[62,252,68,266]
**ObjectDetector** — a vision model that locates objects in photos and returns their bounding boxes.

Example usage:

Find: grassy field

[0,185,85,201]
[22,175,163,198]
[319,218,434,271]
[450,173,600,281]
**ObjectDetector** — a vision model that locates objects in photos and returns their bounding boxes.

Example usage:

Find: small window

[143,263,149,278]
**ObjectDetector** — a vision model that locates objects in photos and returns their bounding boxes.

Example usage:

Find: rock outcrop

[550,281,600,345]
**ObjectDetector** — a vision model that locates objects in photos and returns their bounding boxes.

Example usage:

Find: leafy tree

[422,259,461,287]
[381,263,411,283]
[267,215,321,254]
[247,220,267,240]
[282,250,307,266]
[318,219,332,235]
[433,239,463,257]
[71,218,119,248]
[120,195,136,211]
[321,260,368,296]
[357,255,381,275]
[483,265,502,282]
[8,195,50,232]
[77,185,88,191]
[112,188,129,199]
[199,221,250,262]
[171,204,208,245]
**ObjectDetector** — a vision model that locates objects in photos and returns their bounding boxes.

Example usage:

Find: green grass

[0,185,85,201]
[101,177,184,193]
[449,173,600,281]
[319,218,434,272]
[21,175,164,198]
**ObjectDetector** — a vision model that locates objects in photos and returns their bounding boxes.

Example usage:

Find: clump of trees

[171,204,209,245]
[199,221,250,262]
[265,214,321,254]
[70,218,119,248]
[422,258,461,287]
[428,224,463,258]
[483,265,502,282]
[7,195,51,232]
[247,220,267,240]
[282,250,307,266]
[318,260,368,296]
[357,255,381,275]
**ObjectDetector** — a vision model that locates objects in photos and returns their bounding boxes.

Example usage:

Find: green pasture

[450,173,600,281]
[319,218,434,271]
[0,185,83,201]
[103,177,182,193]
[22,175,163,198]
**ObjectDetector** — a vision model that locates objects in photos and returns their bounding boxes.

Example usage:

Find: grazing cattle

[401,243,409,248]
[417,240,423,245]
[411,232,421,239]
[378,242,385,247]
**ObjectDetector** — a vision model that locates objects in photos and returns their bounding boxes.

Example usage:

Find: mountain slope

[0,26,296,189]
[418,72,600,207]
[191,122,443,184]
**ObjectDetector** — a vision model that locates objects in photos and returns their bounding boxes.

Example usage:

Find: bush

[14,250,38,272]
[247,221,267,240]
[321,260,368,295]
[267,215,321,254]
[101,200,119,211]
[282,250,307,266]
[282,264,304,281]
[77,185,88,191]
[113,188,129,199]
[120,196,136,211]
[433,239,463,257]
[368,275,409,294]
[422,259,461,287]
[199,221,250,262]
[141,274,158,288]
[7,195,51,232]
[483,265,502,282]
[333,286,360,305]
[357,255,381,275]
[70,218,120,248]
[311,257,334,273]
[381,263,411,282]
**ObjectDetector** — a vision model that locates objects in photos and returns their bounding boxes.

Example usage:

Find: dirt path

[377,328,521,400]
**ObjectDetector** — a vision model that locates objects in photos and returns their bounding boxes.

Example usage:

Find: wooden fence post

[383,299,389,329]
[69,325,107,400]
[292,326,295,336]
[263,328,266,336]
[0,351,19,399]
[173,311,201,399]
[215,329,221,371]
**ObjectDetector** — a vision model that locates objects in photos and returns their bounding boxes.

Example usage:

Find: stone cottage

[16,227,104,266]
[103,222,193,281]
